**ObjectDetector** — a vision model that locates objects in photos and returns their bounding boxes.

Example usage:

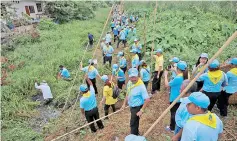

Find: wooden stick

[143,31,237,137]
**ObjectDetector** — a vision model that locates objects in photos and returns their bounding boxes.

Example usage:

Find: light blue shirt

[127,80,149,107]
[181,113,223,141]
[112,68,126,82]
[80,86,97,111]
[224,71,237,94]
[119,57,127,68]
[132,56,139,68]
[113,27,118,35]
[132,43,142,53]
[103,45,114,57]
[169,75,184,102]
[82,66,99,79]
[119,30,126,40]
[198,71,228,92]
[60,68,70,78]
[140,67,150,82]
[175,97,192,128]
[105,33,112,43]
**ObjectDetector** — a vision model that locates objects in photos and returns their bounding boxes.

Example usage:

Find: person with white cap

[151,48,164,94]
[112,64,126,89]
[100,75,117,119]
[164,61,189,132]
[192,53,209,91]
[198,59,228,111]
[139,60,150,89]
[169,57,180,81]
[35,80,53,105]
[105,31,112,45]
[117,28,126,48]
[217,57,237,117]
[181,92,223,141]
[80,59,101,94]
[121,68,150,135]
[117,51,127,73]
[131,38,142,60]
[79,76,104,132]
[103,42,114,66]
[130,48,140,69]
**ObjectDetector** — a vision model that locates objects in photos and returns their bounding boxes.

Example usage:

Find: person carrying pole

[112,64,126,89]
[130,48,140,69]
[117,51,127,73]
[131,38,142,60]
[151,48,164,94]
[139,60,150,89]
[103,42,114,66]
[100,75,117,119]
[121,68,150,135]
[79,76,104,133]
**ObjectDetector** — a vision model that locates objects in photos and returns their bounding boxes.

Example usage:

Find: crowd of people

[34,4,237,141]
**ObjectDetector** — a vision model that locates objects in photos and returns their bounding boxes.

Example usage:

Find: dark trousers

[121,67,127,73]
[196,81,204,91]
[136,53,142,60]
[143,81,149,89]
[44,98,53,105]
[86,78,98,94]
[89,40,93,46]
[104,56,112,66]
[202,91,221,111]
[152,71,163,94]
[114,35,118,42]
[104,104,116,118]
[217,91,231,116]
[111,27,114,32]
[130,105,143,135]
[170,102,181,131]
[117,80,125,89]
[117,39,126,48]
[85,107,104,132]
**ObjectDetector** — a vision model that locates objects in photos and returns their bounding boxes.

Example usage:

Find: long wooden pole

[143,31,237,137]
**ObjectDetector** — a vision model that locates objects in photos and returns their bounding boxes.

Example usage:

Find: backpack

[112,84,120,99]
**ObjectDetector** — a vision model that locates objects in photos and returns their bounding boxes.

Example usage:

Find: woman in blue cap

[164,61,188,132]
[192,53,209,91]
[100,75,117,119]
[131,38,142,60]
[79,76,104,132]
[139,60,150,89]
[198,59,228,111]
[112,64,126,89]
[117,51,127,73]
[218,57,237,117]
[130,48,140,69]
[169,57,180,81]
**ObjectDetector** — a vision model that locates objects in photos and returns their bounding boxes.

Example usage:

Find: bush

[38,18,57,30]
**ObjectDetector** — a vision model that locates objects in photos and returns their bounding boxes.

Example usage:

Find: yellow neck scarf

[83,91,91,98]
[88,66,95,71]
[230,68,237,76]
[132,54,139,60]
[207,70,223,84]
[197,65,205,73]
[188,111,217,129]
[177,73,183,77]
[127,78,144,95]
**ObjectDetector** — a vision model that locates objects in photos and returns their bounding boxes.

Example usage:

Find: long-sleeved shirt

[35,83,53,99]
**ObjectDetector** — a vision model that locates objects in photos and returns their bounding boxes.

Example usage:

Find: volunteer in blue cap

[139,60,150,89]
[181,92,223,141]
[192,53,209,91]
[110,19,115,32]
[112,64,126,89]
[218,57,237,117]
[103,42,114,66]
[100,75,117,119]
[117,28,126,48]
[113,26,119,42]
[121,68,150,135]
[105,31,112,45]
[117,51,127,73]
[151,48,164,94]
[169,57,180,81]
[131,38,142,60]
[79,76,104,132]
[80,59,101,94]
[172,80,197,141]
[130,49,140,69]
[164,61,189,132]
[198,59,228,111]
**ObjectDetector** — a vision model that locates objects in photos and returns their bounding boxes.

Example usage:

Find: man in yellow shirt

[152,48,164,94]
[100,75,117,119]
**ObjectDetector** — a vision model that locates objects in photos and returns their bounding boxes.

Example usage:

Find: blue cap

[139,60,145,65]
[209,59,219,69]
[228,58,237,65]
[130,48,137,53]
[200,53,208,58]
[187,92,210,108]
[113,64,119,70]
[88,59,93,64]
[155,48,162,53]
[169,57,180,63]
[79,84,88,92]
[117,51,124,57]
[128,68,138,77]
[101,75,109,82]
[177,61,187,71]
